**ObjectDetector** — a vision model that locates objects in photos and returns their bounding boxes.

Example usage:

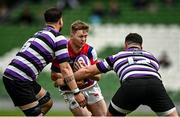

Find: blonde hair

[71,20,89,33]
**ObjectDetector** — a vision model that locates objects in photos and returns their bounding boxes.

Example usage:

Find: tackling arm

[73,61,101,81]
[74,64,101,81]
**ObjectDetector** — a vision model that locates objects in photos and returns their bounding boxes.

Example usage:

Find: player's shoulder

[56,35,66,39]
[82,43,92,48]
[84,43,96,52]
[54,35,68,43]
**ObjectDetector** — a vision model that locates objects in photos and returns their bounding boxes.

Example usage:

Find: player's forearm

[74,65,100,81]
[74,70,101,81]
[74,68,92,81]
[60,63,79,91]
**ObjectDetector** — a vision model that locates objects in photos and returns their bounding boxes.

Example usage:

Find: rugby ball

[74,54,90,66]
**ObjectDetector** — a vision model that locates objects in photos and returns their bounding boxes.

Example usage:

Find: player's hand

[73,61,87,72]
[77,80,85,87]
[74,92,87,108]
[52,72,63,81]
[53,73,66,87]
[54,78,65,87]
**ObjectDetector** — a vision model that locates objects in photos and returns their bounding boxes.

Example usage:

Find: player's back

[3,26,68,81]
[113,48,161,82]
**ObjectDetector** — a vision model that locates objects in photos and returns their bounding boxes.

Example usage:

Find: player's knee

[23,105,42,116]
[39,91,53,108]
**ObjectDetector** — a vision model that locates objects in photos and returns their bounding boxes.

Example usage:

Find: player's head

[70,20,89,48]
[71,20,89,33]
[125,33,143,49]
[44,7,63,31]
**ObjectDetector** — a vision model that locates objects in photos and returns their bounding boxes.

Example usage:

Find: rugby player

[51,20,107,116]
[2,7,86,116]
[72,33,179,116]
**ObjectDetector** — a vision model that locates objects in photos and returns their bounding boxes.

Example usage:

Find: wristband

[72,88,80,95]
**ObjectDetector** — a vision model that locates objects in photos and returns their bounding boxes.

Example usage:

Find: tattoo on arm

[64,75,75,83]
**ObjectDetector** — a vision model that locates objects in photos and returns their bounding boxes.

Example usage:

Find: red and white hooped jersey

[51,40,98,91]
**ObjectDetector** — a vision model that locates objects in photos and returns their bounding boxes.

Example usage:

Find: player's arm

[51,71,65,87]
[74,64,101,81]
[50,61,66,87]
[59,62,78,90]
[51,71,62,81]
[74,61,101,81]
[59,62,86,107]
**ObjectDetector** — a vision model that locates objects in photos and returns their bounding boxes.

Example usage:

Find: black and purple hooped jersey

[3,26,70,81]
[97,47,161,83]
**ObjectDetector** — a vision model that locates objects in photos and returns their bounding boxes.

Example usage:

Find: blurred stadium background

[0,0,180,116]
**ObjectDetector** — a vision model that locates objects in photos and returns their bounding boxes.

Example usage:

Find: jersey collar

[126,47,141,51]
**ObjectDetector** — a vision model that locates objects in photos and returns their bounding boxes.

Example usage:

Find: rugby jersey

[51,41,98,91]
[96,47,161,83]
[3,26,70,81]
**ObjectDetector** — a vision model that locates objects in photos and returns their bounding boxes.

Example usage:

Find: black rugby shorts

[109,77,175,115]
[3,77,41,106]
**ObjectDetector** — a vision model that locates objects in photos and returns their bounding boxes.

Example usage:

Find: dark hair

[125,33,143,45]
[44,7,62,23]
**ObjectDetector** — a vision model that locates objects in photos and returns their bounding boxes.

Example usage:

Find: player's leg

[106,110,113,116]
[2,77,43,116]
[36,89,53,115]
[20,102,42,116]
[146,78,178,116]
[107,79,143,116]
[63,92,91,116]
[71,106,91,116]
[87,99,107,116]
[166,108,178,116]
[33,82,53,115]
[85,83,107,116]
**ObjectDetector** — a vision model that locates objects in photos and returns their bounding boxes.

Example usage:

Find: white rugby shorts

[60,83,104,109]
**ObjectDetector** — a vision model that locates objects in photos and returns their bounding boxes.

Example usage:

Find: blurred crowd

[0,0,177,25]
[0,0,41,24]
[90,0,176,24]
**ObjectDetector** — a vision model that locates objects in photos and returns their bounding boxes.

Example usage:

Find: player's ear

[58,19,61,25]
[70,30,76,36]
[58,18,63,25]
[140,46,143,49]
[125,42,128,49]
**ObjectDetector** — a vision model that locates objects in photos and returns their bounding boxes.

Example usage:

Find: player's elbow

[94,74,101,81]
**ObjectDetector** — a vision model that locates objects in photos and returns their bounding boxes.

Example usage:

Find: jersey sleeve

[88,47,98,65]
[54,35,70,63]
[96,55,114,73]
